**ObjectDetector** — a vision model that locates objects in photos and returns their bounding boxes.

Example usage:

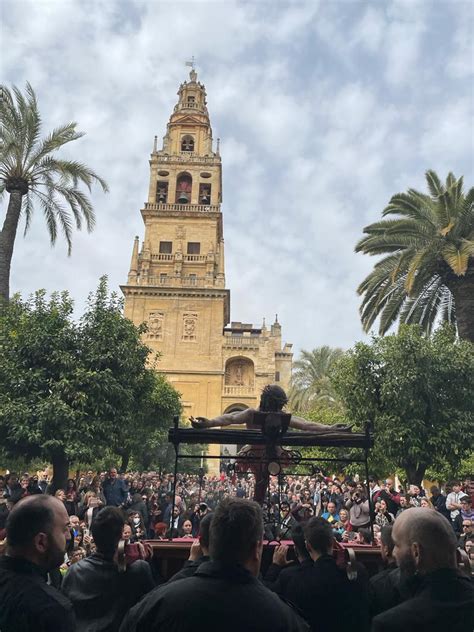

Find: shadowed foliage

[289,346,344,413]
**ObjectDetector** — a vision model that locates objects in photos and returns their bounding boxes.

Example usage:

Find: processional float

[167,412,375,544]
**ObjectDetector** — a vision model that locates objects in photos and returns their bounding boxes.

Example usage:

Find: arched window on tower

[176,173,192,204]
[181,135,194,152]
[199,183,211,204]
[156,181,168,203]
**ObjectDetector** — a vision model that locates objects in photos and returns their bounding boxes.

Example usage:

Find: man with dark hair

[264,524,313,594]
[0,495,75,632]
[396,494,411,517]
[369,525,401,618]
[429,486,450,521]
[190,384,352,503]
[284,517,368,632]
[453,496,474,535]
[372,508,474,632]
[120,498,309,631]
[62,506,154,631]
[168,512,212,582]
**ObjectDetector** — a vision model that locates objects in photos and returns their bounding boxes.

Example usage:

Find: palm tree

[289,346,344,413]
[0,83,108,302]
[356,171,474,341]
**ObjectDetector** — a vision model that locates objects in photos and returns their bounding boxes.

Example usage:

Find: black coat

[167,555,210,583]
[119,560,310,632]
[0,555,75,632]
[368,563,401,618]
[371,568,474,632]
[284,554,369,632]
[264,559,314,596]
[62,552,154,632]
[431,494,451,521]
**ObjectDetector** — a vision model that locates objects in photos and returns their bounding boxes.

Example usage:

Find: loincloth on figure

[235,444,293,475]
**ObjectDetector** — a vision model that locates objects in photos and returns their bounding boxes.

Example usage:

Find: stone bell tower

[121,68,229,425]
[121,69,292,472]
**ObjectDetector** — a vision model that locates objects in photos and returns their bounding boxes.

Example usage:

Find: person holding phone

[62,507,154,631]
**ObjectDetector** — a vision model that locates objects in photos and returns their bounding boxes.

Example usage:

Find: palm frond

[357,169,472,338]
[24,123,84,172]
[425,170,444,198]
[442,240,474,276]
[405,246,438,294]
[1,83,108,259]
[289,346,343,412]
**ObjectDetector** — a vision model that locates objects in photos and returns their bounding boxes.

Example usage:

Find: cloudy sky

[2,0,473,355]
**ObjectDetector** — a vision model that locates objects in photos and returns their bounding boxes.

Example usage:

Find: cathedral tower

[121,70,292,470]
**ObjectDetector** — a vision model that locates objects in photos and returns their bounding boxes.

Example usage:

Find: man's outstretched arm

[190,409,252,428]
[290,415,352,432]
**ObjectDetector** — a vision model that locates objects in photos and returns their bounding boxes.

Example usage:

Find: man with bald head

[0,494,75,632]
[372,508,474,632]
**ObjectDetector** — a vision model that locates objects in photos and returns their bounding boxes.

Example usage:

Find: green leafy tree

[0,83,108,302]
[0,278,181,489]
[117,373,182,472]
[356,171,474,341]
[332,325,474,485]
[289,346,344,413]
[77,280,182,473]
[294,401,354,476]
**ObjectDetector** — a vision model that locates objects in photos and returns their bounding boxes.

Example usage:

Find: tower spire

[127,235,139,283]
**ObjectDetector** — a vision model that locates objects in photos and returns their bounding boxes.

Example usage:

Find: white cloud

[445,9,474,79]
[419,97,474,172]
[351,6,386,53]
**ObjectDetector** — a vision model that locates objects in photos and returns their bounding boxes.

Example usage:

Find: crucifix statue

[190,384,353,504]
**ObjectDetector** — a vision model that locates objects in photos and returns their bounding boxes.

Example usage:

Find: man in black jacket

[264,524,313,594]
[119,498,309,632]
[429,486,451,521]
[372,508,474,632]
[62,506,154,631]
[0,495,75,632]
[369,525,401,618]
[167,512,212,582]
[284,517,369,632]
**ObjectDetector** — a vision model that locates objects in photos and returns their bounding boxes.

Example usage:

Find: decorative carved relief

[225,358,254,386]
[147,311,164,340]
[176,226,186,240]
[182,312,198,341]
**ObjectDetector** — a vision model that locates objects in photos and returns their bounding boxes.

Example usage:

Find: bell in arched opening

[177,190,189,204]
[156,181,168,204]
[175,173,192,204]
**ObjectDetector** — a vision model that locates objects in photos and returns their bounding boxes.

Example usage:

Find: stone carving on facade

[147,311,164,340]
[176,226,186,240]
[182,312,198,341]
[225,358,254,386]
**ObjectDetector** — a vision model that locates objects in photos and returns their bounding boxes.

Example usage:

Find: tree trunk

[120,449,131,473]
[0,191,23,304]
[51,452,69,493]
[446,263,474,342]
[142,451,153,471]
[404,463,426,487]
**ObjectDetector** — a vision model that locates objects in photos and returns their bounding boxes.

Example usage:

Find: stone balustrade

[223,336,260,348]
[144,202,220,213]
[222,385,255,396]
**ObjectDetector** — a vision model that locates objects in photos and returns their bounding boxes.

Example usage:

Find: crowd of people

[0,466,473,631]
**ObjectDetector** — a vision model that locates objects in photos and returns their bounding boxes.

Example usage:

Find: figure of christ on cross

[190,384,353,505]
